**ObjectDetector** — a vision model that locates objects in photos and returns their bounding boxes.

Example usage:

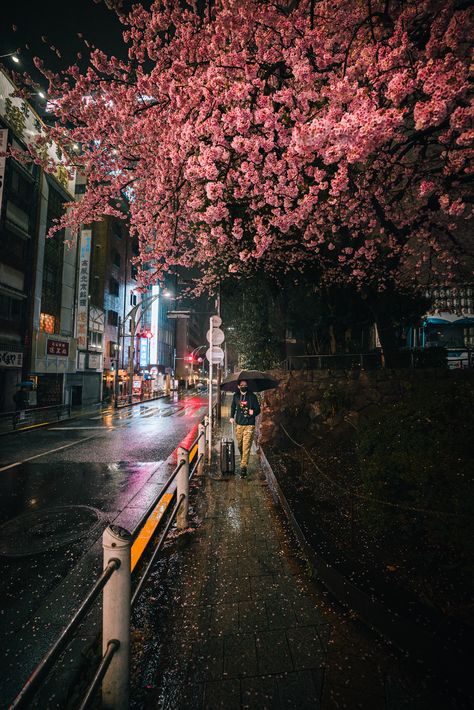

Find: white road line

[0,434,98,473]
[49,427,115,430]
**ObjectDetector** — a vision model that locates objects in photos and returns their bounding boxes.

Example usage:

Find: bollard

[177,446,189,530]
[102,525,132,710]
[198,423,206,474]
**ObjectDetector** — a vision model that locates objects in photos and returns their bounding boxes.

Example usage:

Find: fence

[0,403,72,433]
[282,348,474,373]
[9,415,210,709]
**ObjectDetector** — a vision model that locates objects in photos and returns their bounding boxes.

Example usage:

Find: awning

[424,316,474,326]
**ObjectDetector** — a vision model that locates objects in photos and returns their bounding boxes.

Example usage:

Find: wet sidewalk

[134,419,434,710]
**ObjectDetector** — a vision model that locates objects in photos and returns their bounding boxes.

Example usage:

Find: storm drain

[0,505,104,557]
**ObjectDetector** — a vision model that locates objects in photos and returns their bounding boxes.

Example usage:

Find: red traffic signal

[140,329,153,339]
[187,355,194,362]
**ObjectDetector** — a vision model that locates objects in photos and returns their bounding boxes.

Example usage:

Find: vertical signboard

[0,129,8,218]
[139,337,149,367]
[76,229,92,350]
[150,285,160,365]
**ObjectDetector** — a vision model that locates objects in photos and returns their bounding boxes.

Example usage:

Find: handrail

[9,558,120,710]
[131,494,186,607]
[190,453,204,479]
[131,459,185,540]
[0,403,71,418]
[78,639,120,710]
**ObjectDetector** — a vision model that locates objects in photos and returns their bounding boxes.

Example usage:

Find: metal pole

[129,315,135,404]
[102,525,131,710]
[208,316,213,462]
[216,364,221,423]
[176,447,189,529]
[114,317,121,408]
[198,422,206,474]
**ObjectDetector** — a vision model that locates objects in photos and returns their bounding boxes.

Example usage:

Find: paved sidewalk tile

[141,422,418,710]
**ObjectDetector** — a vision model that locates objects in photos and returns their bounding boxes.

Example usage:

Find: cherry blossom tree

[26,0,473,354]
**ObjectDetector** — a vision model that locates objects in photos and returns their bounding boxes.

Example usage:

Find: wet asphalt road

[0,392,208,704]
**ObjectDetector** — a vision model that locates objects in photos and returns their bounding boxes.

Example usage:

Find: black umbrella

[220,369,279,393]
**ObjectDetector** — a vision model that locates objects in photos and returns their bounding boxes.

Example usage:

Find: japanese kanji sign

[76,229,92,350]
[0,129,8,219]
[46,339,69,357]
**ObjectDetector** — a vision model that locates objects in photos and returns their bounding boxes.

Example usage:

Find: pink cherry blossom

[20,0,472,294]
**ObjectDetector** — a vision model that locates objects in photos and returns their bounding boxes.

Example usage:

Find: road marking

[0,435,98,473]
[49,426,115,430]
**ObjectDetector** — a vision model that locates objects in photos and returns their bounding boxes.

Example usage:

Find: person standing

[13,386,28,411]
[229,379,260,477]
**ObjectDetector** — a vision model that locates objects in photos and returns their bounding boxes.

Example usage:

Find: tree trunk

[373,309,399,368]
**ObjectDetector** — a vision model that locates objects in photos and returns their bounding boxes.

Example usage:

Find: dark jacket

[231,390,261,426]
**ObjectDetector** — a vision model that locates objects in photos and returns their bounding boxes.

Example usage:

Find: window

[109,278,119,297]
[40,312,56,334]
[0,295,23,322]
[107,310,119,326]
[131,265,138,280]
[89,331,103,349]
[130,293,137,306]
[109,341,118,357]
[75,183,86,195]
[112,250,121,268]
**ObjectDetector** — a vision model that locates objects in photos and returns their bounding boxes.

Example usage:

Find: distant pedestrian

[13,387,28,411]
[229,379,260,477]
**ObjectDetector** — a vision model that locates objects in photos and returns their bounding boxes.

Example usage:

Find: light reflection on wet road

[0,393,208,703]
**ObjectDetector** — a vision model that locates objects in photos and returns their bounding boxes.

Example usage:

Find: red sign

[47,339,69,357]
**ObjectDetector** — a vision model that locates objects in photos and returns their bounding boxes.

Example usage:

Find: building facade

[0,66,77,410]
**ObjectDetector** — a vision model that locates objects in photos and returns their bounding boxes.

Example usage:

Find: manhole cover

[0,505,104,557]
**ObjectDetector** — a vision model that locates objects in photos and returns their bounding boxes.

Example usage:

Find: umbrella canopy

[220,369,279,393]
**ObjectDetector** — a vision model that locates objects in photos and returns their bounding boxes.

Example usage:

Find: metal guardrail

[282,349,474,373]
[283,353,383,371]
[0,403,72,432]
[9,414,211,710]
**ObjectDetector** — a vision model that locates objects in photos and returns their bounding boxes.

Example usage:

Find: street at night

[0,394,208,704]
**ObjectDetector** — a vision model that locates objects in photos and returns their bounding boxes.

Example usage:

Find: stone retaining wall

[259,367,474,447]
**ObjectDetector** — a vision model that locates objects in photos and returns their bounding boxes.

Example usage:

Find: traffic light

[187,355,194,362]
[140,329,153,339]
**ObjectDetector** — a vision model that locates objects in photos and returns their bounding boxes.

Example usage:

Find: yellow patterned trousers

[235,424,255,469]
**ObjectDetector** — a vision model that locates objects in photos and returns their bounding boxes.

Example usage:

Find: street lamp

[0,52,20,63]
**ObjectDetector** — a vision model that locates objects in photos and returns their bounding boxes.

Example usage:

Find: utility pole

[215,287,222,422]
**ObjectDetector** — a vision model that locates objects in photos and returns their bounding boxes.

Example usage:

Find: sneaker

[240,467,247,477]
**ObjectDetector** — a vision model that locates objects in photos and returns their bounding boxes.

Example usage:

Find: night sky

[0,0,146,93]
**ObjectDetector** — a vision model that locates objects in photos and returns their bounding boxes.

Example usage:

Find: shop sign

[0,129,8,219]
[76,229,92,350]
[139,338,149,367]
[132,379,142,394]
[0,350,22,368]
[88,353,102,370]
[47,338,69,357]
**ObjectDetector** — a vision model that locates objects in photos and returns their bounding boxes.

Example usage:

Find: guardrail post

[102,525,132,710]
[204,414,210,447]
[177,447,189,529]
[198,423,206,474]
